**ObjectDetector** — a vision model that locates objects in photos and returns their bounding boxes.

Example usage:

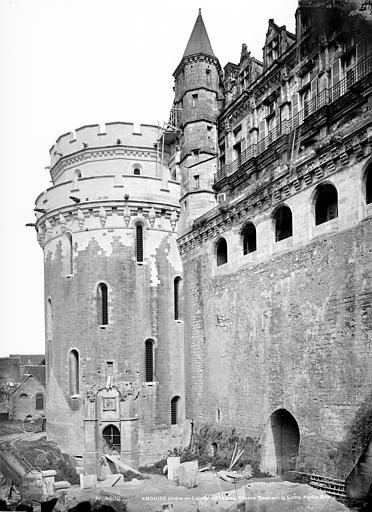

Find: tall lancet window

[69,350,79,395]
[97,283,108,325]
[136,224,144,262]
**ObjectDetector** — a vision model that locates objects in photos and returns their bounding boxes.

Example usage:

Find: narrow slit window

[145,340,154,382]
[136,224,144,262]
[97,283,108,325]
[69,349,79,395]
[174,277,183,320]
[171,396,180,425]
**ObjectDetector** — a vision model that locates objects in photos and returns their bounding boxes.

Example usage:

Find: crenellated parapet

[49,122,160,167]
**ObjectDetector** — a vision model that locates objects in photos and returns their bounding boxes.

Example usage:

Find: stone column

[84,397,101,478]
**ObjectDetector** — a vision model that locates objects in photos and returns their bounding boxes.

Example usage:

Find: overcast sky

[0,0,298,357]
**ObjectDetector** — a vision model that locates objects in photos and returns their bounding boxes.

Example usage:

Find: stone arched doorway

[102,424,121,455]
[270,409,300,474]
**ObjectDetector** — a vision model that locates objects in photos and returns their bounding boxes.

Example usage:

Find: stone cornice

[173,53,222,78]
[177,119,372,255]
[35,200,180,248]
[51,146,159,182]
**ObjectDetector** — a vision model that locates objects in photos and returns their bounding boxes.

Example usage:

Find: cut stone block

[178,460,198,488]
[79,474,97,490]
[53,480,70,490]
[167,457,181,481]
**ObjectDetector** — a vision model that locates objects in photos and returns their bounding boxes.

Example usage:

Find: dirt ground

[64,471,260,512]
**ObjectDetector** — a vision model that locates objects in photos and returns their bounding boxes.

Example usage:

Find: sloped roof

[11,374,46,394]
[183,9,215,58]
[22,365,46,387]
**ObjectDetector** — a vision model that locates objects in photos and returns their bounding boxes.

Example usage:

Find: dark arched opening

[216,238,228,266]
[171,396,180,425]
[102,424,121,454]
[270,409,300,474]
[274,206,293,242]
[242,223,257,254]
[145,339,154,382]
[174,277,183,320]
[315,183,338,225]
[97,283,108,325]
[136,224,144,262]
[69,349,79,395]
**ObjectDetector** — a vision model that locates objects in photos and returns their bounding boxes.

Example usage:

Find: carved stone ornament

[99,206,107,227]
[123,206,131,226]
[86,384,99,402]
[45,219,52,235]
[117,381,140,402]
[170,210,178,231]
[77,209,85,230]
[148,207,156,228]
[59,213,67,232]
[37,227,45,247]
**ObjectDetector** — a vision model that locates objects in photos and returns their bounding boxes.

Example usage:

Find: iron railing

[216,53,372,183]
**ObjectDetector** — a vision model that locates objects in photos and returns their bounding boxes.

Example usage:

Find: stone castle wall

[37,125,185,463]
[181,155,372,478]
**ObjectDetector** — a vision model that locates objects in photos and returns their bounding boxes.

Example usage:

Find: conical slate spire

[183,9,215,58]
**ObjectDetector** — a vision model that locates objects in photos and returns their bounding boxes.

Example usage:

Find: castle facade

[34,1,372,479]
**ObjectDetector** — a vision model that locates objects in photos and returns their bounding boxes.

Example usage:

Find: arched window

[69,350,79,395]
[64,232,73,275]
[97,283,108,325]
[145,339,154,382]
[216,238,228,266]
[171,396,180,425]
[102,425,121,453]
[136,224,144,262]
[242,223,257,254]
[46,298,53,342]
[315,183,338,225]
[133,168,141,175]
[174,277,183,320]
[35,393,44,411]
[274,206,293,242]
[73,169,81,180]
[20,393,28,399]
[365,164,372,204]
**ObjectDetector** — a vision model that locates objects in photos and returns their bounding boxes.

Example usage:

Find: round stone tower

[173,9,221,234]
[35,122,186,473]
